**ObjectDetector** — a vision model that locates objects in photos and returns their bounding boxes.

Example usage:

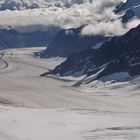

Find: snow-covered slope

[0,1,140,139]
[1,105,140,140]
[0,47,140,140]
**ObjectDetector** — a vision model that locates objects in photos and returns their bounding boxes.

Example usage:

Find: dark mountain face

[0,27,60,49]
[47,24,140,79]
[42,0,140,58]
[0,29,20,48]
[120,0,140,11]
[121,9,136,23]
[42,27,107,57]
[116,0,140,23]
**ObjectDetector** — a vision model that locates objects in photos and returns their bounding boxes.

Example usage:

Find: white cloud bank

[0,0,140,36]
[81,18,140,36]
[81,0,140,36]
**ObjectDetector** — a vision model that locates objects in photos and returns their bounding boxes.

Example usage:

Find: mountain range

[0,0,92,10]
[0,26,60,49]
[44,22,140,84]
[42,0,140,58]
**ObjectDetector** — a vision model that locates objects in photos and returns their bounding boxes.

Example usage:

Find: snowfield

[1,106,140,140]
[0,47,140,140]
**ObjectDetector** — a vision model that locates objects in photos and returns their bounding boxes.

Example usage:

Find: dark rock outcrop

[47,24,140,79]
[42,27,107,57]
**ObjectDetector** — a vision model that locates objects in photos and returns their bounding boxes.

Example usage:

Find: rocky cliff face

[48,24,140,80]
[42,27,107,57]
[117,0,140,22]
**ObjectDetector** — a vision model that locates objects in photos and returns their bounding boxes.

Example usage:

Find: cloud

[79,0,140,36]
[81,21,125,36]
[126,18,140,29]
[0,0,139,36]
[81,16,140,36]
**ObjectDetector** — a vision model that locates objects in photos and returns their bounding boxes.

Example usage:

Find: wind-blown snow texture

[0,47,140,140]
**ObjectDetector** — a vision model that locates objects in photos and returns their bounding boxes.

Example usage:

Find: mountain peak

[122,0,140,10]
